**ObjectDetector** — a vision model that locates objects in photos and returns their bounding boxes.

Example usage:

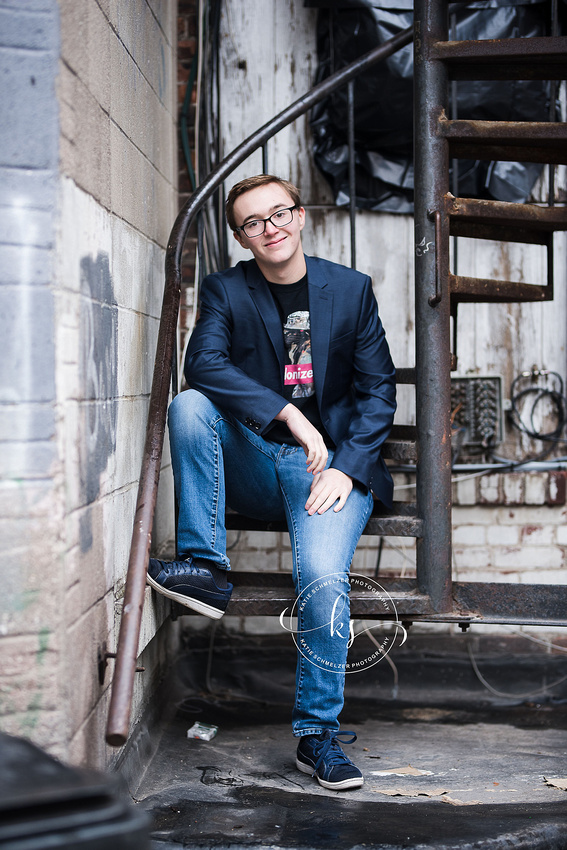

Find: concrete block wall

[0,0,64,755]
[1,0,178,769]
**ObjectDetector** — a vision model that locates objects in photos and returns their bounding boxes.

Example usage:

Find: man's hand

[306,468,353,515]
[275,403,327,474]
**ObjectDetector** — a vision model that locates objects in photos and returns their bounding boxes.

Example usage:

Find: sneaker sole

[296,757,364,791]
[146,574,228,620]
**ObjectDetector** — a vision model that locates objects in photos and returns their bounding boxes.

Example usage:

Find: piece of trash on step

[187,722,218,741]
[544,777,567,791]
[373,787,449,798]
[372,765,433,777]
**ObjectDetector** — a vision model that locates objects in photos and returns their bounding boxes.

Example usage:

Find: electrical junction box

[450,375,504,451]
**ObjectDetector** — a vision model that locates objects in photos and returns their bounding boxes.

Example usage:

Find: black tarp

[306,0,565,213]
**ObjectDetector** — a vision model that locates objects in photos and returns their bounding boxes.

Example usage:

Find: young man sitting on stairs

[148,174,396,791]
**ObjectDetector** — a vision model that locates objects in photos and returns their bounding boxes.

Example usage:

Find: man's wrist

[275,402,298,423]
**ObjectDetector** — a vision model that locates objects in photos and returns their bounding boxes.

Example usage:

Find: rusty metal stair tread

[444,196,567,244]
[438,118,567,165]
[173,572,432,618]
[431,36,567,80]
[450,275,551,304]
[226,500,422,538]
[171,577,567,625]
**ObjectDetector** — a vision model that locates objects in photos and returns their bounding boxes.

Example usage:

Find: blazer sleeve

[329,277,396,488]
[184,273,287,434]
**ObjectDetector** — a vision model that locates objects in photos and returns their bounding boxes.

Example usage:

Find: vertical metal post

[413,0,453,611]
[347,79,357,269]
[262,143,269,175]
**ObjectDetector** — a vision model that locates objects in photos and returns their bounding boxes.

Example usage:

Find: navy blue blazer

[185,255,397,506]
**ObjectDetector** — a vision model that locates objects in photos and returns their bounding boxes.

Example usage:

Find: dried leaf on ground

[544,777,567,791]
[441,796,482,806]
[373,787,449,798]
[371,765,434,777]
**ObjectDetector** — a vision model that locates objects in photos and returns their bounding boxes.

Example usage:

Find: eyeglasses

[235,206,298,238]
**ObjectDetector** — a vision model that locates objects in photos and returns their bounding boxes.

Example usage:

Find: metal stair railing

[105,25,414,748]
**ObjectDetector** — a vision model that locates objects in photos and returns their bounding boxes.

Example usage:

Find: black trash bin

[0,733,151,849]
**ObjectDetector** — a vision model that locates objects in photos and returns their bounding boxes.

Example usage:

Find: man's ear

[297,206,306,232]
[233,229,248,250]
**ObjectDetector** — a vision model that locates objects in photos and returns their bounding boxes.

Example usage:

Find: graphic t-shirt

[266,276,333,446]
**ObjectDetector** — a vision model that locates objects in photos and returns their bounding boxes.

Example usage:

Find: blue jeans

[168,389,373,736]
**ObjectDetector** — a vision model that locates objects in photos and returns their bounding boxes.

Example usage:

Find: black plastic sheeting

[306,0,566,213]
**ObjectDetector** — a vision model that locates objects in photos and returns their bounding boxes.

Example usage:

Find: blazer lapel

[306,256,333,406]
[246,262,286,368]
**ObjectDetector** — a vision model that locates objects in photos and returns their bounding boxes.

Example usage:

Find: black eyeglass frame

[234,206,299,238]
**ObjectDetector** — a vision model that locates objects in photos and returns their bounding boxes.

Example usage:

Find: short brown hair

[226,175,301,231]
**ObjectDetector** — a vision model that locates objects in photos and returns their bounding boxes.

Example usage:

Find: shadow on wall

[79,253,118,553]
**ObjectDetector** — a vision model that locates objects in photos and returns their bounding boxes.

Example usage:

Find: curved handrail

[106,24,413,746]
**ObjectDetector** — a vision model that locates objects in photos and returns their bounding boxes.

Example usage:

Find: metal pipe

[347,79,356,269]
[413,0,453,612]
[106,24,414,747]
[262,143,268,175]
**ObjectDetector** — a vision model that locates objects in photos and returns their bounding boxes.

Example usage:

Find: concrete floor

[135,628,567,849]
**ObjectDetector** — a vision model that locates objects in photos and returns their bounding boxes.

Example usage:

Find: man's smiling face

[232,182,306,279]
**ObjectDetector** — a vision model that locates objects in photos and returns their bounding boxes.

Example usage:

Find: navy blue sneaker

[296,730,363,790]
[147,557,232,619]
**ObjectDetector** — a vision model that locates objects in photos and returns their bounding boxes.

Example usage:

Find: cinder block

[0,403,55,441]
[454,568,521,584]
[0,708,66,760]
[0,167,56,211]
[0,7,56,51]
[524,473,547,505]
[548,471,567,506]
[0,479,53,519]
[0,49,58,169]
[0,440,57,479]
[556,524,567,546]
[486,524,520,546]
[453,525,487,546]
[109,121,174,248]
[453,547,492,569]
[453,506,491,525]
[520,525,554,546]
[228,549,279,572]
[59,0,111,113]
[519,569,567,584]
[59,71,111,210]
[0,286,55,403]
[108,0,174,110]
[0,245,53,286]
[110,218,165,318]
[479,474,501,504]
[0,208,53,249]
[109,29,173,180]
[243,531,280,550]
[494,546,564,570]
[502,473,524,505]
[453,475,477,505]
[65,591,114,741]
[0,662,60,714]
